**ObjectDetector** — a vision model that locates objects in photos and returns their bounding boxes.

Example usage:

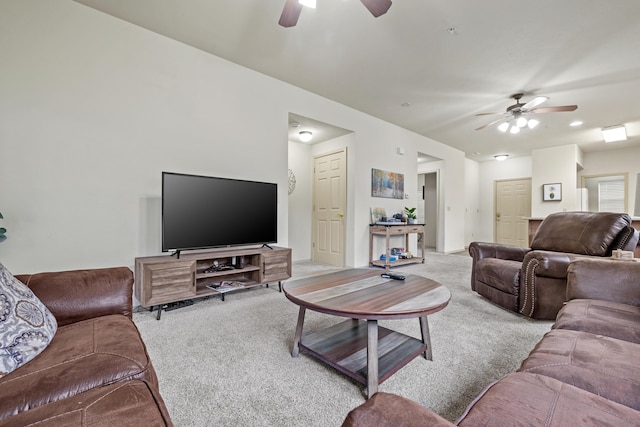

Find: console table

[369,223,425,270]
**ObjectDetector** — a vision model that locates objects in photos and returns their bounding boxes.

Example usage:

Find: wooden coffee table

[282,269,451,398]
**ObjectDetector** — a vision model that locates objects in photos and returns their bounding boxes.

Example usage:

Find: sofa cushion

[0,314,157,420]
[474,258,520,295]
[457,372,640,426]
[0,380,172,427]
[518,329,640,411]
[0,263,57,378]
[530,212,631,256]
[554,299,640,344]
[341,392,454,427]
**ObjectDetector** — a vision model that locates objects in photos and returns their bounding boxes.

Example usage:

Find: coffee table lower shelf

[299,319,427,387]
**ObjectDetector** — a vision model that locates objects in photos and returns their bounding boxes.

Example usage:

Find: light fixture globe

[494,154,509,161]
[299,131,313,142]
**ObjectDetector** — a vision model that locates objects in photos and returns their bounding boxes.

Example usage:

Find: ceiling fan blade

[475,112,506,117]
[476,117,507,131]
[521,96,548,111]
[360,0,392,17]
[529,105,578,114]
[279,0,303,27]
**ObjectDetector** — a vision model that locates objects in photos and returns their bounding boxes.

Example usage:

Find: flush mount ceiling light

[299,131,313,142]
[601,125,627,143]
[570,120,583,127]
[494,154,509,161]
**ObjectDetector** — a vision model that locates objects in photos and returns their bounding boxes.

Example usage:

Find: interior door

[313,149,346,266]
[495,179,531,247]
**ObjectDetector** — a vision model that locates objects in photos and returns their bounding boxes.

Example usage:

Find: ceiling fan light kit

[279,0,392,27]
[298,0,316,8]
[601,125,627,143]
[476,93,578,134]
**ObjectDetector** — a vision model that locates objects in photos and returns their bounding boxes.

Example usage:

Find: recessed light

[570,120,583,127]
[401,102,411,107]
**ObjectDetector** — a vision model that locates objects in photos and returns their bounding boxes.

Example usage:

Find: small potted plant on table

[404,207,417,224]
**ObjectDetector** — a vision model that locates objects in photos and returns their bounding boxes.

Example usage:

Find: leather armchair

[469,212,639,319]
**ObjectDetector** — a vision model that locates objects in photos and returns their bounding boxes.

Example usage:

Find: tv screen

[162,172,277,252]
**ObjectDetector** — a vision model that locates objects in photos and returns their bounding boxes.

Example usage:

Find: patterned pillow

[0,262,57,378]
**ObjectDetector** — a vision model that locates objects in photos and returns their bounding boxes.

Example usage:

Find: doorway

[420,172,438,249]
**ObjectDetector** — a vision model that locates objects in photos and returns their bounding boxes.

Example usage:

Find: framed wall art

[543,183,562,201]
[371,168,404,199]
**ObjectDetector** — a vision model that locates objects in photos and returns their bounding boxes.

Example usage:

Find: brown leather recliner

[468,211,639,319]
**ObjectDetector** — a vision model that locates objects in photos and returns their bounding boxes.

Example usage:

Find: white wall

[464,158,480,247]
[287,141,313,261]
[0,1,466,273]
[477,156,533,242]
[531,145,581,217]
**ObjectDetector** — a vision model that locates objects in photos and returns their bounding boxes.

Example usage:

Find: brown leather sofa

[468,211,638,319]
[0,267,173,427]
[342,257,640,426]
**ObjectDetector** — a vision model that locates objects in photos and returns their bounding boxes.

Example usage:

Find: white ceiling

[74,0,640,162]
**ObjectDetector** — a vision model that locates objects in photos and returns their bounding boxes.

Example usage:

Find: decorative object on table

[370,207,387,224]
[543,183,562,201]
[404,207,417,224]
[0,212,5,243]
[371,168,404,199]
[287,169,296,195]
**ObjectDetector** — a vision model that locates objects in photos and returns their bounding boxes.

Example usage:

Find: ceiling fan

[475,93,578,133]
[279,0,392,28]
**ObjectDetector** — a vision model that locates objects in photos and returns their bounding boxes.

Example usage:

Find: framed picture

[543,183,562,201]
[371,168,404,199]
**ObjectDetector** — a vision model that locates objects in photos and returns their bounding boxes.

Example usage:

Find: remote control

[381,273,405,280]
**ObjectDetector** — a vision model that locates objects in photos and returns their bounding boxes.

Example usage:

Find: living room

[2,1,640,426]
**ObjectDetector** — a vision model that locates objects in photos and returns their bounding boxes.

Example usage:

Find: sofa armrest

[16,267,133,327]
[567,258,640,306]
[341,392,455,427]
[521,250,575,279]
[468,241,529,262]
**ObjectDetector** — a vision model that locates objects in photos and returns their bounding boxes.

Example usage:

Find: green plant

[0,212,6,243]
[404,207,417,219]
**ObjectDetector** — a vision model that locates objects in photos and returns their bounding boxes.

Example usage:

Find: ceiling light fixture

[299,131,313,142]
[509,125,520,134]
[498,122,510,133]
[570,120,583,127]
[601,125,627,143]
[494,154,509,161]
[298,0,316,8]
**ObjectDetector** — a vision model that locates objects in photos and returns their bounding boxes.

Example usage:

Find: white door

[495,179,531,247]
[313,149,346,266]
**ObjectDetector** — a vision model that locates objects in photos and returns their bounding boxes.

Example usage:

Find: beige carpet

[133,253,552,426]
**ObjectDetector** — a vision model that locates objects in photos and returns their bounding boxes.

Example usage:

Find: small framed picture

[543,183,562,201]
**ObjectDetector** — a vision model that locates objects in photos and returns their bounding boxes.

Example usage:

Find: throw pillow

[0,262,57,378]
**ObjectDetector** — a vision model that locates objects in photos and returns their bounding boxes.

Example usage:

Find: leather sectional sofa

[469,211,638,319]
[342,257,640,426]
[0,267,173,426]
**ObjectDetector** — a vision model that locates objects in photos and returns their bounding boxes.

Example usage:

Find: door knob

[338,212,344,217]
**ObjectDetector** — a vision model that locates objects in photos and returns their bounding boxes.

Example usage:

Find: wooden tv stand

[135,246,291,319]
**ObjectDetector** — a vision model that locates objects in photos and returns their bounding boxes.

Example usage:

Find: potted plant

[0,212,6,243]
[404,207,417,224]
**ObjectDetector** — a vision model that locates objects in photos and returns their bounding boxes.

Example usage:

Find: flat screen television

[162,172,277,253]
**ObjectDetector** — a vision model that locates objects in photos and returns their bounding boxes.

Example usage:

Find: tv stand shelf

[135,246,291,319]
